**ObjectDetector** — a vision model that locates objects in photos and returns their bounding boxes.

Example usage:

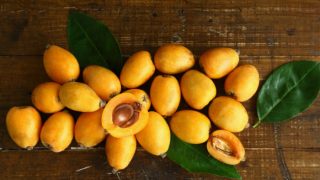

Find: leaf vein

[260,62,319,120]
[71,15,109,67]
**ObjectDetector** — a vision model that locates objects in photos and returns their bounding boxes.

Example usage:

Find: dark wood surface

[0,0,319,179]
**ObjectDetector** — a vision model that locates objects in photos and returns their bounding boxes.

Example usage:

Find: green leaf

[254,61,320,127]
[167,134,241,179]
[67,11,123,74]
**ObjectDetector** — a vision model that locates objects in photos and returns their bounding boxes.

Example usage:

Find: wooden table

[0,1,319,179]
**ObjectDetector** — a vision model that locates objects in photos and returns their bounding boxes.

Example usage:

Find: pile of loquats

[6,44,259,171]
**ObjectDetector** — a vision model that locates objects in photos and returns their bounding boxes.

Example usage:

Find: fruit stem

[241,155,246,161]
[26,146,34,150]
[104,129,109,135]
[236,49,240,55]
[45,44,51,49]
[42,141,53,151]
[245,123,250,129]
[100,100,106,108]
[160,153,167,159]
[115,171,121,180]
[78,143,89,149]
[111,168,118,174]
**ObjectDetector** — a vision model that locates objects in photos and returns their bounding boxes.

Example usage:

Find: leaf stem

[253,120,261,128]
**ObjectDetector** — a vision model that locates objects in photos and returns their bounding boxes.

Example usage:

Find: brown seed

[206,130,245,165]
[112,102,141,128]
[102,93,149,138]
[211,137,233,156]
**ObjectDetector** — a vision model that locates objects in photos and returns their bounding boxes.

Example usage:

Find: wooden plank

[0,148,318,179]
[0,148,225,179]
[284,149,320,179]
[0,148,284,179]
[0,0,319,56]
[0,0,319,179]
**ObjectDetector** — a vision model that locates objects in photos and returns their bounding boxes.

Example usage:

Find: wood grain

[0,0,319,56]
[0,0,319,179]
[0,148,318,180]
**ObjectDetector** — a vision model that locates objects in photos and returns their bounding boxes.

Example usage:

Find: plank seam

[273,124,292,180]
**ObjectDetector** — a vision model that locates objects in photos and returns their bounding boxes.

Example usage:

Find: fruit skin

[199,48,239,79]
[32,82,64,113]
[105,135,136,171]
[136,111,170,156]
[208,96,248,132]
[180,70,216,110]
[43,45,80,84]
[125,89,151,110]
[59,82,105,112]
[170,110,211,144]
[225,64,260,102]
[83,65,121,101]
[120,51,155,88]
[6,106,42,149]
[102,93,149,138]
[154,44,195,74]
[40,111,74,152]
[207,130,245,165]
[75,109,106,148]
[150,75,181,116]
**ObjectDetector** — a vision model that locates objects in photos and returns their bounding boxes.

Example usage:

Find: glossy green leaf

[167,134,241,179]
[67,11,123,74]
[254,61,320,127]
